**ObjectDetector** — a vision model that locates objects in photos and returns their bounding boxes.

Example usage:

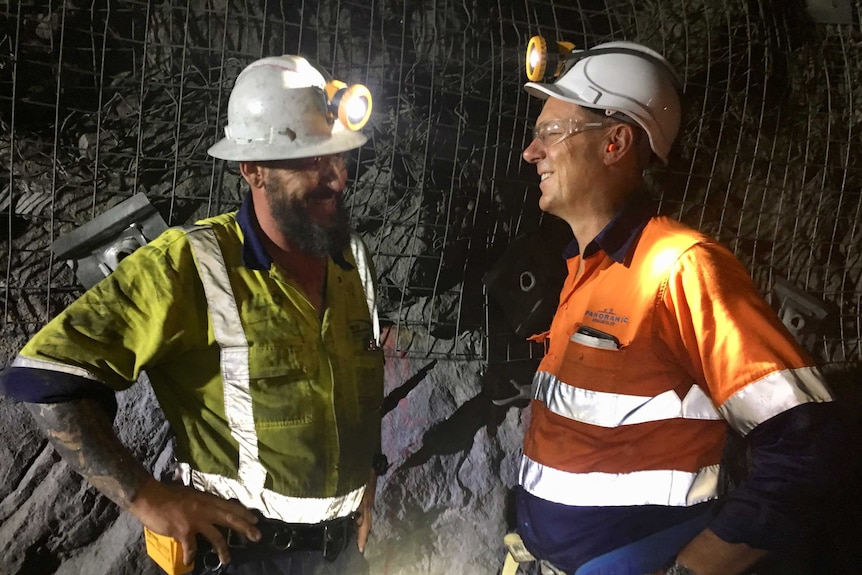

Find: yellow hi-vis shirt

[13,208,384,524]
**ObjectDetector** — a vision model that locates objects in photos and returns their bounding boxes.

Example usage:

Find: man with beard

[0,55,385,575]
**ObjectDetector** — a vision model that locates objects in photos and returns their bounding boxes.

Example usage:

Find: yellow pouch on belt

[144,527,193,575]
[502,532,537,575]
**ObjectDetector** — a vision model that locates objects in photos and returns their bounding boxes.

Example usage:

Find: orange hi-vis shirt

[520,215,833,508]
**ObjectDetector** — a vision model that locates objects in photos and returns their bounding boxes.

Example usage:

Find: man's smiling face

[522,98,608,221]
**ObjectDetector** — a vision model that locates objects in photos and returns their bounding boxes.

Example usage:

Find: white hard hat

[525,42,681,164]
[207,55,367,161]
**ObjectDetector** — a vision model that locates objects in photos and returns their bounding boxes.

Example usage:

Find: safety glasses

[531,118,607,147]
[266,153,346,172]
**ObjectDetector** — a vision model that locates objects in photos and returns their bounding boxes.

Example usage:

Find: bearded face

[262,160,352,257]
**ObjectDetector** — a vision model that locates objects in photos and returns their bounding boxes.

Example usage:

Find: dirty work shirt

[3,193,384,523]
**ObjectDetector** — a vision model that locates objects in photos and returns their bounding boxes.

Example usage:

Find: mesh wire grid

[1,0,860,369]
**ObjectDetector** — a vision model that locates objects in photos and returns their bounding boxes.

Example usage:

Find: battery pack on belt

[144,527,193,575]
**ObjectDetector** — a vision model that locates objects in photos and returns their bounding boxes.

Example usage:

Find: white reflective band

[532,371,721,428]
[12,356,103,382]
[177,463,365,523]
[349,233,380,344]
[719,366,833,436]
[519,455,719,507]
[186,228,266,493]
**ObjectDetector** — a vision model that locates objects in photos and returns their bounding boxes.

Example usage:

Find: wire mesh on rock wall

[1,0,861,373]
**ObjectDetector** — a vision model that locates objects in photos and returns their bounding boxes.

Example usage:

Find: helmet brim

[524,81,670,165]
[207,130,367,162]
[525,81,593,109]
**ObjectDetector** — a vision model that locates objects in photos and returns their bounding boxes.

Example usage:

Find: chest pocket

[559,333,626,393]
[249,341,318,427]
[329,318,384,418]
[355,345,384,408]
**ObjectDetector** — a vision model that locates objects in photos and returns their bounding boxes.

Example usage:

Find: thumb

[355,513,370,553]
[180,537,197,567]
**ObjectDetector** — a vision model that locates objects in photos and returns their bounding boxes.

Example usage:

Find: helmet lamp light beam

[525,36,576,82]
[326,80,373,131]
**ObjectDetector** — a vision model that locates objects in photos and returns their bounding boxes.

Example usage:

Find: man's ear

[604,123,637,165]
[239,161,266,189]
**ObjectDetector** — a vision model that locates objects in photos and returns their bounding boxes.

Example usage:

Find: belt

[199,512,357,571]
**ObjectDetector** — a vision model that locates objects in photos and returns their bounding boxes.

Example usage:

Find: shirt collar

[562,194,656,263]
[237,193,272,271]
[236,192,354,271]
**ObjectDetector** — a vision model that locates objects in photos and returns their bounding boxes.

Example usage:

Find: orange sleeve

[657,241,813,407]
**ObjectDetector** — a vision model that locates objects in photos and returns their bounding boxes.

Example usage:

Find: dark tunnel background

[1,1,862,573]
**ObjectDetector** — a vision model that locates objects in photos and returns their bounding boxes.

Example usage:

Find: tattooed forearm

[25,399,151,509]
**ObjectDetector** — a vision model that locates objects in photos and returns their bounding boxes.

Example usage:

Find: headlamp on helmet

[325,80,373,131]
[525,35,576,82]
[521,38,683,165]
[206,55,370,162]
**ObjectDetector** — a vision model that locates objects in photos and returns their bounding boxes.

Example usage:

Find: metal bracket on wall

[51,193,168,289]
[772,276,832,353]
[482,232,568,339]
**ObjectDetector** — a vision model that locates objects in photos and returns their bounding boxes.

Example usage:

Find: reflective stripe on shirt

[527,369,724,505]
[719,365,833,436]
[12,356,103,381]
[186,228,263,494]
[519,454,720,507]
[532,371,722,428]
[349,234,380,345]
[177,463,365,524]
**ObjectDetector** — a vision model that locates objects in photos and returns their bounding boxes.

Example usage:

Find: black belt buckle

[270,526,295,551]
[322,513,356,562]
